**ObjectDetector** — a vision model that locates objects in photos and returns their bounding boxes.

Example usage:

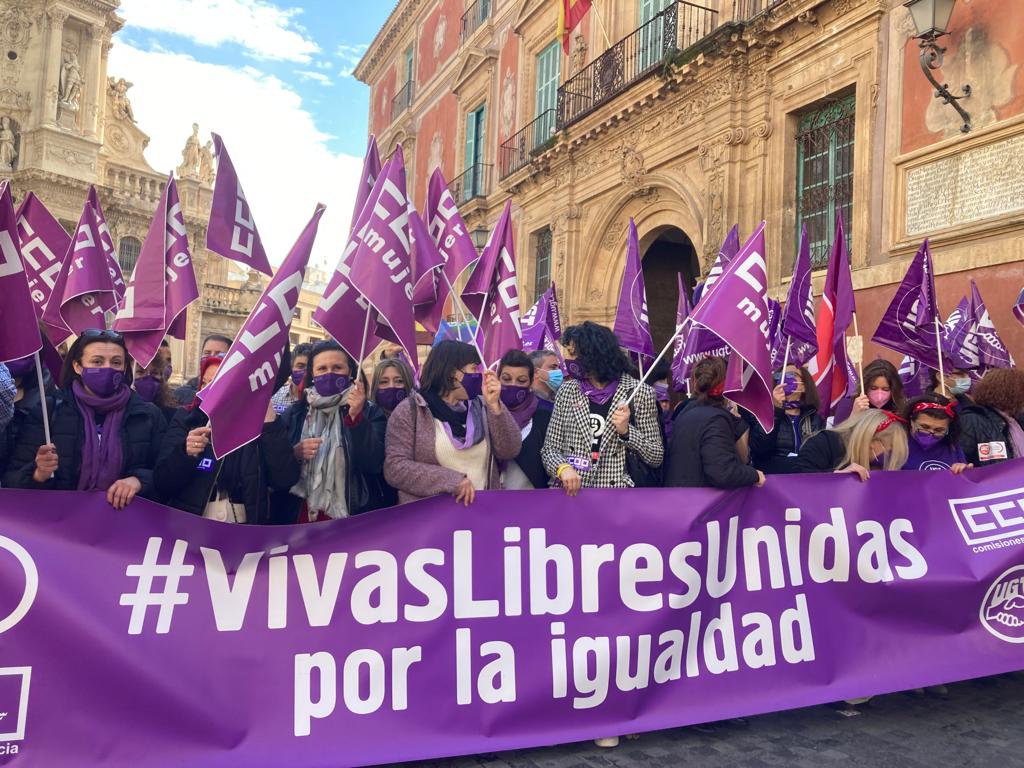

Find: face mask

[313,373,351,398]
[163,364,173,381]
[950,377,971,396]
[291,369,305,387]
[546,369,564,391]
[868,389,891,409]
[500,384,531,409]
[6,357,34,380]
[564,359,585,381]
[134,375,161,403]
[653,383,670,404]
[913,431,942,450]
[459,372,483,400]
[81,367,124,398]
[375,387,407,412]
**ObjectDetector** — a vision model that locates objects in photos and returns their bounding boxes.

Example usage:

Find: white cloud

[336,43,369,78]
[297,70,332,86]
[108,42,362,273]
[118,0,319,63]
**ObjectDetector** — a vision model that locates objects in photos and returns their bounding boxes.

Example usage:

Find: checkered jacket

[541,373,664,488]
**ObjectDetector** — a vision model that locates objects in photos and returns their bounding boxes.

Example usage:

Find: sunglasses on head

[80,329,124,342]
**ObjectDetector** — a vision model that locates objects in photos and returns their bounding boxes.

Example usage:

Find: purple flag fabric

[521,282,562,358]
[969,280,1014,371]
[206,133,273,276]
[942,296,980,371]
[775,224,818,369]
[351,135,383,230]
[426,169,479,329]
[87,186,127,306]
[343,148,419,369]
[461,200,521,367]
[410,206,446,334]
[200,205,325,458]
[872,240,942,371]
[0,182,43,363]
[686,222,775,432]
[113,175,200,367]
[612,219,655,359]
[15,192,73,345]
[1014,287,1024,327]
[670,274,693,389]
[808,213,857,417]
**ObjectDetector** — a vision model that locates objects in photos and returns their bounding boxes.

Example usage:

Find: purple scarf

[579,378,620,405]
[507,393,539,430]
[71,380,132,491]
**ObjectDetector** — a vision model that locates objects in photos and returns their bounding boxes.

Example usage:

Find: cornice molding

[354,0,424,84]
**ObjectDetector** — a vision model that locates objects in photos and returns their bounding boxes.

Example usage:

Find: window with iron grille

[533,226,552,301]
[795,93,855,270]
[118,236,142,276]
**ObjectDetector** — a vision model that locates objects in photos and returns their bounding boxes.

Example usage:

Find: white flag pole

[934,316,948,397]
[623,318,690,409]
[440,271,487,366]
[33,351,52,446]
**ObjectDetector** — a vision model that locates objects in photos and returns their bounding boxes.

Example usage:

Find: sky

[108,0,395,271]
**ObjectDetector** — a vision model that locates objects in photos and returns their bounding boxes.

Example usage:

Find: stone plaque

[905,132,1024,237]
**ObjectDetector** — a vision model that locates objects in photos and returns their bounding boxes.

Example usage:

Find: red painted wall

[370,65,398,138]
[496,23,521,151]
[413,91,459,210]
[418,0,462,85]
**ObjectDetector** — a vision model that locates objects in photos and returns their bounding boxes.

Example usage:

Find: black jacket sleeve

[259,417,301,491]
[129,406,167,500]
[347,404,386,475]
[153,410,201,499]
[744,409,781,464]
[700,412,761,489]
[790,431,842,474]
[2,403,53,489]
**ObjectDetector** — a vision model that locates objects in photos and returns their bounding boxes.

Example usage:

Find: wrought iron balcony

[498,109,557,179]
[391,80,413,122]
[557,2,719,130]
[460,0,492,44]
[451,163,492,205]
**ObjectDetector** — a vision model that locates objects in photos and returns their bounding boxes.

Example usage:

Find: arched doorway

[640,226,699,353]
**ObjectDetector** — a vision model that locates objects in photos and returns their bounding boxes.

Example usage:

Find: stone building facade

[0,0,325,382]
[358,0,1024,364]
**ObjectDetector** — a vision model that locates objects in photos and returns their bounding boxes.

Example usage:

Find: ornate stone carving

[198,140,214,184]
[433,13,447,60]
[704,170,725,264]
[177,123,201,179]
[571,32,588,74]
[59,50,83,110]
[0,87,30,112]
[108,77,136,122]
[0,5,34,87]
[46,142,95,170]
[500,66,516,140]
[752,119,772,154]
[0,115,18,170]
[620,146,646,186]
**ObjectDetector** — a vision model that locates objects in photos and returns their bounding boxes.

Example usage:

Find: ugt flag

[872,239,942,370]
[15,192,73,344]
[808,213,856,417]
[613,219,654,360]
[114,174,200,367]
[774,224,818,369]
[426,168,480,331]
[461,200,521,368]
[969,280,1014,370]
[0,181,44,363]
[200,205,325,458]
[88,185,127,306]
[521,282,562,355]
[207,133,273,276]
[686,222,775,432]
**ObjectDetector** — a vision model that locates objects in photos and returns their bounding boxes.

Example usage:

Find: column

[82,24,106,137]
[41,9,69,126]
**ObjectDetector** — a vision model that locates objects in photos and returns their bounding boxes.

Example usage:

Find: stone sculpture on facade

[177,123,201,179]
[0,116,16,170]
[108,77,136,122]
[571,33,588,74]
[198,140,214,184]
[59,50,83,109]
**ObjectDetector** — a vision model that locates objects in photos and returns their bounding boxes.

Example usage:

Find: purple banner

[2,462,1024,766]
[207,133,274,276]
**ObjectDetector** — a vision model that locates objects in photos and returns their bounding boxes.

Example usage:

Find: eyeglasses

[80,329,124,342]
[914,424,949,438]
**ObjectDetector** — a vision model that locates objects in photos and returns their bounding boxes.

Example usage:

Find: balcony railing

[498,109,557,179]
[391,80,413,122]
[557,2,718,130]
[460,0,492,44]
[451,163,491,204]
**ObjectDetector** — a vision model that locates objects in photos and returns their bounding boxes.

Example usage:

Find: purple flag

[687,222,775,431]
[343,148,419,369]
[872,240,942,370]
[15,192,73,345]
[206,133,273,276]
[1014,287,1024,327]
[775,224,818,369]
[351,136,382,230]
[670,274,692,389]
[87,186,127,306]
[808,213,857,417]
[942,296,980,371]
[521,282,562,356]
[200,205,325,458]
[461,200,521,367]
[969,280,1014,370]
[426,169,479,328]
[410,206,446,334]
[0,182,43,363]
[612,219,655,359]
[114,175,200,367]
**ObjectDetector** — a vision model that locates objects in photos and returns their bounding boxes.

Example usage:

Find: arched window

[118,236,142,276]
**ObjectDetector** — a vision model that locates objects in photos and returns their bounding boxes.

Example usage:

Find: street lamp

[903,0,971,133]
[471,226,489,251]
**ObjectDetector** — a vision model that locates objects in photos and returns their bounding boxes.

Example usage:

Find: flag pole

[780,337,792,377]
[33,351,52,446]
[852,313,865,396]
[357,305,372,367]
[623,318,690,409]
[934,316,948,397]
[592,0,613,50]
[441,271,487,366]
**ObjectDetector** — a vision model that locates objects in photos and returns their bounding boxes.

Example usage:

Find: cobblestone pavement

[389,673,1024,768]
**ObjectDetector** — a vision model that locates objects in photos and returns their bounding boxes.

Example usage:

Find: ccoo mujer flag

[207,133,274,276]
[0,181,43,363]
[15,192,73,345]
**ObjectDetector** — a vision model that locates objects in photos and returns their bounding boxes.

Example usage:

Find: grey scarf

[290,388,351,520]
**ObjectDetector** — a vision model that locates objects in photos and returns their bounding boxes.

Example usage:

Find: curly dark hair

[903,393,961,445]
[862,358,906,411]
[973,368,1024,415]
[419,340,480,396]
[692,356,727,405]
[562,322,631,384]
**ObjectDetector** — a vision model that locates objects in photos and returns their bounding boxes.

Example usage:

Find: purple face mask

[313,373,351,398]
[81,367,124,398]
[163,364,173,381]
[913,431,943,450]
[134,375,161,403]
[500,384,531,409]
[291,369,305,387]
[460,372,483,400]
[375,387,408,412]
[782,372,800,396]
[653,383,670,404]
[564,359,585,381]
[6,357,34,380]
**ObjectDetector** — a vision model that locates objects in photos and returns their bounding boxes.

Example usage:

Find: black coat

[664,403,759,489]
[744,405,825,474]
[789,430,846,474]
[3,386,166,495]
[514,406,552,489]
[272,397,387,521]
[0,378,56,479]
[958,403,1018,465]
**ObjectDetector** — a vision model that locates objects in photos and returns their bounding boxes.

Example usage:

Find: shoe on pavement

[594,737,620,748]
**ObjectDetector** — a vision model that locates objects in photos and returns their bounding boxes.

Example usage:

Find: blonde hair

[832,408,908,471]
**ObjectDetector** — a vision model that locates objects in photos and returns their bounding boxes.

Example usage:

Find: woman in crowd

[958,368,1024,466]
[542,322,663,497]
[370,356,416,417]
[790,407,909,480]
[497,349,551,489]
[843,359,906,419]
[745,365,824,474]
[384,340,521,505]
[0,355,56,478]
[280,340,387,521]
[664,357,765,489]
[900,394,970,473]
[0,363,13,434]
[271,342,312,415]
[4,329,165,508]
[155,353,300,523]
[132,344,178,424]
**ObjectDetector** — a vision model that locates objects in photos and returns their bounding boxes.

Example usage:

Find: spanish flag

[559,0,593,53]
